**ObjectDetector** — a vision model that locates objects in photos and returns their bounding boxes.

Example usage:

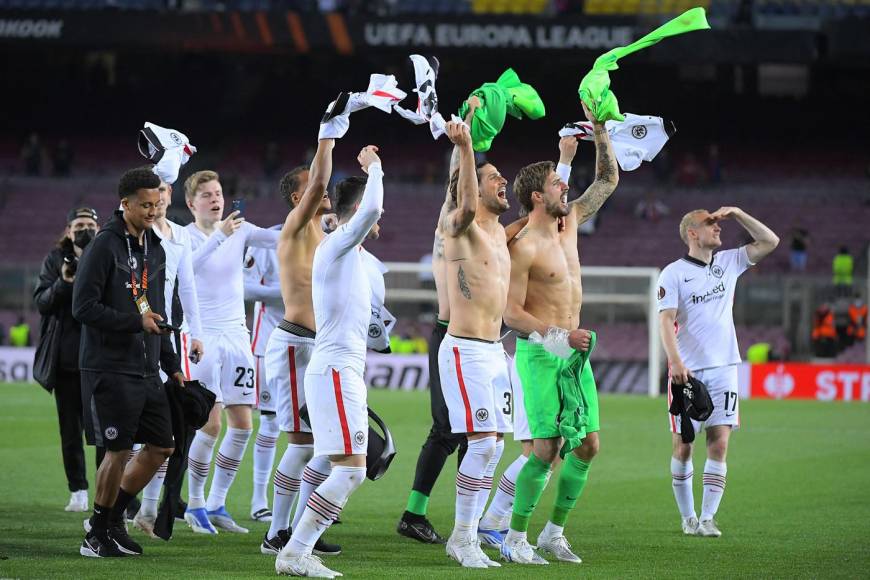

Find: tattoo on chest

[458,265,472,300]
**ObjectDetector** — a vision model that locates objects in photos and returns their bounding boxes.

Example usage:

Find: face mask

[74,228,96,249]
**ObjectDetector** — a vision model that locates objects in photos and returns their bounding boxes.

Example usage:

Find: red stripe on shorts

[251,304,264,353]
[289,346,300,432]
[331,369,352,455]
[452,346,474,433]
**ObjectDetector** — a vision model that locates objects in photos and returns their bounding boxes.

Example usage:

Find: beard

[481,194,509,215]
[544,197,569,218]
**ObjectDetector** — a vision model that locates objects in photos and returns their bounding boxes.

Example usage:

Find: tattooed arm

[570,105,619,226]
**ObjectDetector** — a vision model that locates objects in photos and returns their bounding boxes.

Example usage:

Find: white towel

[138,122,196,185]
[559,113,673,171]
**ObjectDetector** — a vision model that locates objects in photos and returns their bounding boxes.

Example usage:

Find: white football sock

[187,431,217,510]
[279,465,365,558]
[140,460,167,516]
[701,459,727,521]
[453,436,496,541]
[541,520,564,540]
[252,413,280,513]
[671,457,696,519]
[127,444,142,465]
[268,443,313,539]
[291,455,331,530]
[480,453,528,530]
[206,428,252,512]
[475,438,504,522]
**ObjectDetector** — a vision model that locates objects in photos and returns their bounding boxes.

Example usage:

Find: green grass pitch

[1,384,869,579]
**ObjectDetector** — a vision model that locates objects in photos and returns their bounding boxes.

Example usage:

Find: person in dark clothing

[73,167,185,558]
[34,207,103,512]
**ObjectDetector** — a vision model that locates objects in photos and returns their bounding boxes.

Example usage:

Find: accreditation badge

[135,295,152,314]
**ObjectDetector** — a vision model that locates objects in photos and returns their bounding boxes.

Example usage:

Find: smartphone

[231,198,246,217]
[156,320,181,333]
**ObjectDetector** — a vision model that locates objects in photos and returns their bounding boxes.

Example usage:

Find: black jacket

[33,240,81,391]
[72,211,181,378]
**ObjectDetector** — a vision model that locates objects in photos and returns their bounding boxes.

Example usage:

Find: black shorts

[81,371,174,452]
[428,322,453,435]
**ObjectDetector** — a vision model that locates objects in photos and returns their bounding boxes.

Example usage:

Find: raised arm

[711,206,780,264]
[570,103,619,225]
[326,147,384,257]
[282,139,335,238]
[190,212,242,271]
[441,122,478,237]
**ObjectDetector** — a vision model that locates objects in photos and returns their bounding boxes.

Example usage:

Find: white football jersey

[308,163,384,376]
[560,113,672,171]
[657,247,754,371]
[243,225,283,357]
[153,219,202,340]
[187,221,279,333]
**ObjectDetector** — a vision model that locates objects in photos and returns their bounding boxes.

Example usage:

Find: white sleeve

[556,162,571,185]
[322,163,384,260]
[243,249,283,306]
[177,237,202,340]
[657,266,680,312]
[190,230,228,271]
[244,222,281,249]
[737,245,755,273]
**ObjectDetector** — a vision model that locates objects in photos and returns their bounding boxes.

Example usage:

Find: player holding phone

[181,170,281,535]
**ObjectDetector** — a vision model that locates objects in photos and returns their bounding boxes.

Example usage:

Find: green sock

[405,490,430,517]
[510,453,552,532]
[551,454,591,526]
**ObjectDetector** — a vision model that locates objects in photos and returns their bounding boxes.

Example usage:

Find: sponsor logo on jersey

[691,282,726,304]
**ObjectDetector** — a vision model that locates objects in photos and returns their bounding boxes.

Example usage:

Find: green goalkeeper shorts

[514,337,600,440]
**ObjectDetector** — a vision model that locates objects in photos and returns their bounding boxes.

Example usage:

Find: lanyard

[125,232,149,299]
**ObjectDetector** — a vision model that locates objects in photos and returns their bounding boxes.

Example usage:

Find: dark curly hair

[118,166,161,199]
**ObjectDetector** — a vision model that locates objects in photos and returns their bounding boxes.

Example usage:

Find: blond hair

[679,209,708,245]
[184,170,220,201]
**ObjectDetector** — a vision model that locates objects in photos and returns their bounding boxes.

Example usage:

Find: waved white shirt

[657,247,754,371]
[361,247,395,352]
[243,225,283,357]
[308,163,384,376]
[153,219,202,340]
[186,220,280,333]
